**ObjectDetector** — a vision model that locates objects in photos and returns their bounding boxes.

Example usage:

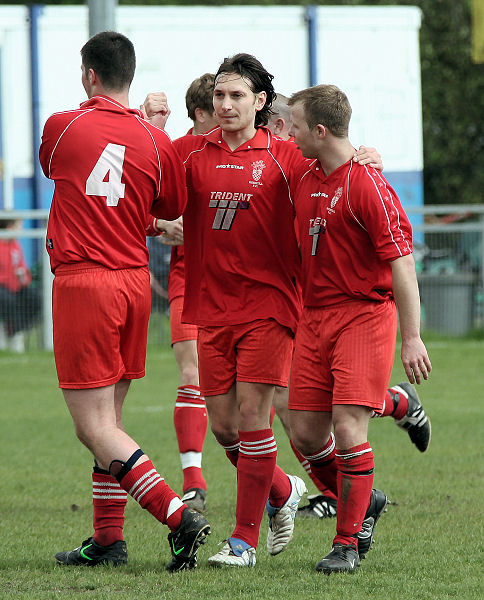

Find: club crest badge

[249,160,266,186]
[327,187,343,214]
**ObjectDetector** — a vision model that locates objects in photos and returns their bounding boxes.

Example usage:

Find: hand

[401,337,432,385]
[142,92,171,129]
[158,217,184,245]
[353,145,383,171]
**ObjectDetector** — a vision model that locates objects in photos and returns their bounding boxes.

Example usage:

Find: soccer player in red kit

[266,94,432,521]
[39,31,210,572]
[287,84,431,574]
[146,54,310,567]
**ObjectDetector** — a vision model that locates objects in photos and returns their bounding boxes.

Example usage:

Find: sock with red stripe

[386,386,409,419]
[232,429,277,548]
[333,442,374,548]
[222,439,240,467]
[92,466,128,546]
[301,433,338,497]
[372,387,409,419]
[267,465,292,508]
[221,438,293,508]
[173,385,208,492]
[290,439,337,499]
[113,450,185,532]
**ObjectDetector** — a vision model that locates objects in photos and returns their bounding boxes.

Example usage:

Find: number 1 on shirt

[86,143,126,206]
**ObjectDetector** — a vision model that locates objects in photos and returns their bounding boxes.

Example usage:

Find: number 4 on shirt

[86,143,126,206]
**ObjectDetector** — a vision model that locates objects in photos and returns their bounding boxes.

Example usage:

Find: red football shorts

[197,319,294,396]
[289,300,397,412]
[53,263,151,389]
[170,295,198,345]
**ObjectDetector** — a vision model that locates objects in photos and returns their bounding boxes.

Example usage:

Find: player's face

[213,74,266,136]
[289,102,318,158]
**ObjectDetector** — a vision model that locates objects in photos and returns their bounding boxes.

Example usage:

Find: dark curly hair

[215,53,276,127]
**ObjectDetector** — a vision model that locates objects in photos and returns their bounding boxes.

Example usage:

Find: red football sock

[222,439,240,467]
[174,385,208,492]
[268,466,292,508]
[232,429,277,548]
[118,457,185,531]
[388,386,409,420]
[375,387,409,418]
[333,442,374,548]
[302,434,338,496]
[290,439,337,499]
[92,469,127,546]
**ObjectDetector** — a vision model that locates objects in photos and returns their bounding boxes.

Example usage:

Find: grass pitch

[0,337,483,599]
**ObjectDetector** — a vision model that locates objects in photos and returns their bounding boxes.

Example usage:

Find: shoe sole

[54,540,128,567]
[396,382,432,452]
[297,496,337,519]
[318,564,360,575]
[184,523,211,559]
[166,523,211,572]
[183,499,207,513]
[358,491,388,558]
[267,475,307,555]
[208,557,256,568]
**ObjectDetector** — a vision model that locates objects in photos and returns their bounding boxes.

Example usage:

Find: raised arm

[141,92,171,130]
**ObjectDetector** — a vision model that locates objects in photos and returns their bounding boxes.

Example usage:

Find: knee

[290,419,326,456]
[73,422,96,451]
[290,430,316,456]
[210,421,238,446]
[332,408,370,449]
[73,420,108,454]
[179,364,199,387]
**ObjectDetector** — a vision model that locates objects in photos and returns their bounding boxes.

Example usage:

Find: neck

[317,139,354,176]
[192,123,208,135]
[221,125,257,151]
[90,87,130,108]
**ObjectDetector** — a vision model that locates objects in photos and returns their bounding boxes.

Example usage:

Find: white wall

[0,4,423,207]
[0,7,31,207]
[36,5,308,141]
[316,6,423,173]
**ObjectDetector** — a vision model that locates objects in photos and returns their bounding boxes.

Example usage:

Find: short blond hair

[185,73,215,121]
[289,84,351,137]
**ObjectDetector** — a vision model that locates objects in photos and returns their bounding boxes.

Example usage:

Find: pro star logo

[327,187,343,214]
[249,160,265,187]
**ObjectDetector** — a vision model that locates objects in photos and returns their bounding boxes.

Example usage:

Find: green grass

[0,339,483,599]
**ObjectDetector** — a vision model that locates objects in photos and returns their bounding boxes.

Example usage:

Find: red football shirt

[293,158,413,307]
[40,95,187,272]
[0,239,32,292]
[174,126,305,333]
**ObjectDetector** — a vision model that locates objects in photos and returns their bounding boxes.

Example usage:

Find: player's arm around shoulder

[391,253,432,385]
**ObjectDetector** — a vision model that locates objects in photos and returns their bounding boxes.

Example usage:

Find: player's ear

[316,124,327,138]
[194,107,205,123]
[274,118,285,135]
[255,91,267,111]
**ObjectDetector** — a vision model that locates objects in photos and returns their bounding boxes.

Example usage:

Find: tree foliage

[28,0,484,204]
